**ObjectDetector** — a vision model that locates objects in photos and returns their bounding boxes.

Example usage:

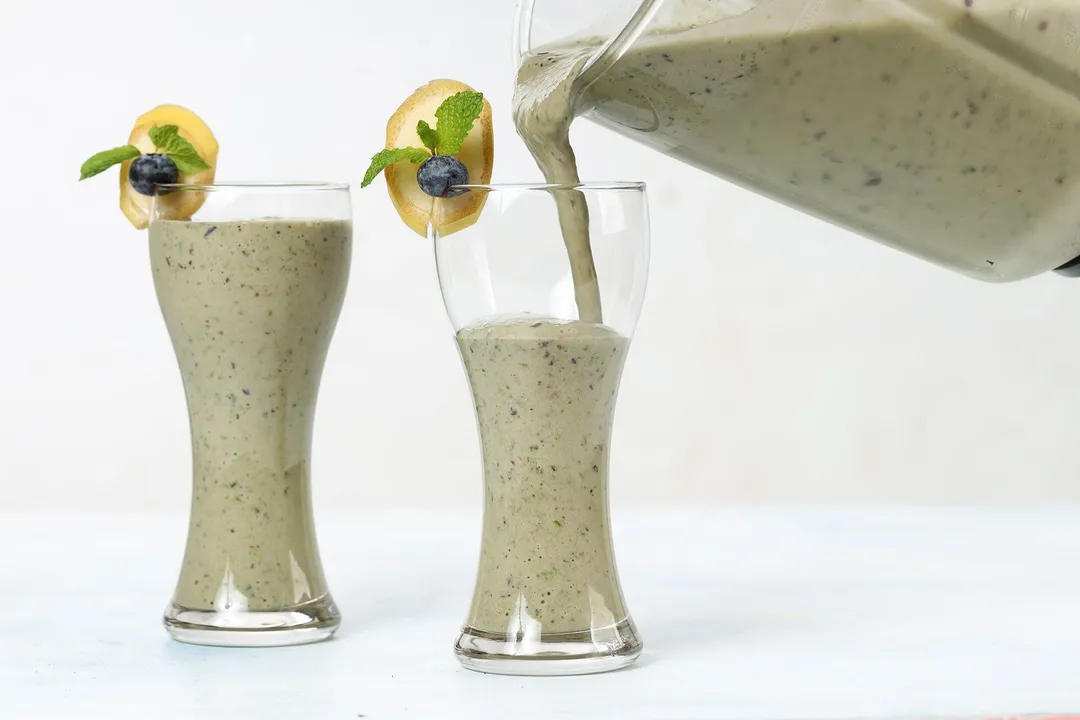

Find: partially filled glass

[150,183,351,647]
[436,183,650,675]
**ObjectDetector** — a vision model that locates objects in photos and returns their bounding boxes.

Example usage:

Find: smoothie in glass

[151,215,350,643]
[457,317,632,638]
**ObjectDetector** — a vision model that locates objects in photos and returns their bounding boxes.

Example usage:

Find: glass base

[163,594,340,647]
[454,617,643,676]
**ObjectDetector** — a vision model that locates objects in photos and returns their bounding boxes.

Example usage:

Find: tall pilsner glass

[149,183,351,647]
[435,182,650,675]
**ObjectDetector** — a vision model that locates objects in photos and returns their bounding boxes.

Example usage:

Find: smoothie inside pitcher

[515,0,1080,285]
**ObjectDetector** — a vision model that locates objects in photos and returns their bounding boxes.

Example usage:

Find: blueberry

[416,155,469,198]
[128,153,179,196]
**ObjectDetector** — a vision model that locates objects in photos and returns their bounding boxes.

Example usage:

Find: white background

[1,0,1078,512]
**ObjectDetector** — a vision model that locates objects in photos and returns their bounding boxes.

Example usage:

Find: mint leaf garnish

[149,124,212,173]
[434,91,484,155]
[148,124,181,150]
[361,147,430,188]
[166,145,212,173]
[79,145,141,180]
[417,120,438,154]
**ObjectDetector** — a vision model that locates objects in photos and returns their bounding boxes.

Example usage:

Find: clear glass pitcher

[514,0,1080,280]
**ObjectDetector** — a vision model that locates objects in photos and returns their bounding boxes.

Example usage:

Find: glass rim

[452,181,646,192]
[154,182,350,192]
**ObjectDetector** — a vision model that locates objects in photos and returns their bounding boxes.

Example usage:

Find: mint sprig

[361,89,484,189]
[149,125,212,173]
[79,145,141,180]
[416,120,439,154]
[361,147,431,188]
[433,91,484,155]
[79,124,212,182]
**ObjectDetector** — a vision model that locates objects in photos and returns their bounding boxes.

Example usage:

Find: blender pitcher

[514,0,1080,280]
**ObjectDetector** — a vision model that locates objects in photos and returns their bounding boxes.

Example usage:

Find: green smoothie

[150,218,350,613]
[457,317,632,637]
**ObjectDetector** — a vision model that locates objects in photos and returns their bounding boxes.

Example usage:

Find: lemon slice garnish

[384,79,493,237]
[120,104,218,229]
